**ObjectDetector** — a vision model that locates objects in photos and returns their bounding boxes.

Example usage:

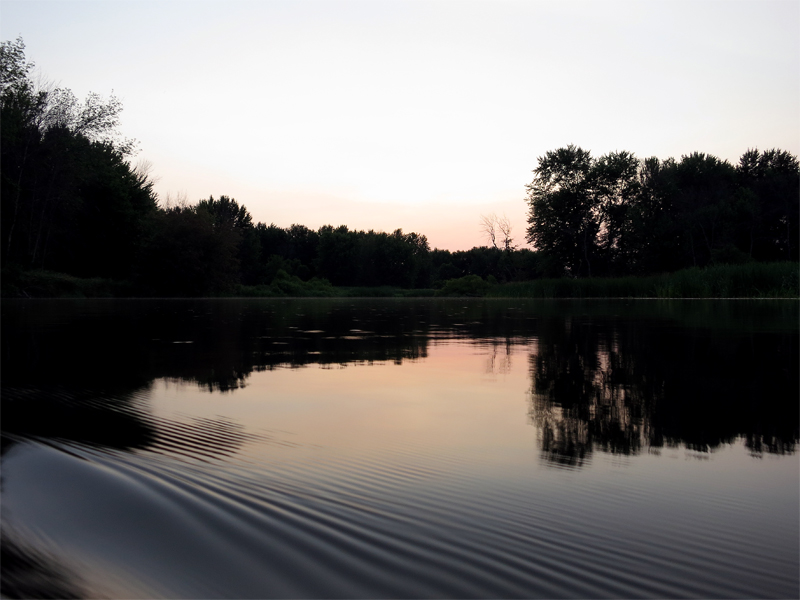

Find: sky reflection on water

[2,299,798,598]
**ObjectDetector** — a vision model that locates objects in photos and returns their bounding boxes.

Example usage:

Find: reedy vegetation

[1,38,797,298]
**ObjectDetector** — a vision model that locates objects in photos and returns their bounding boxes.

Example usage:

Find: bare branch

[481,213,498,249]
[161,190,189,210]
[497,214,516,251]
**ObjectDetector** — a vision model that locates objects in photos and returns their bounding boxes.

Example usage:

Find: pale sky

[2,0,798,250]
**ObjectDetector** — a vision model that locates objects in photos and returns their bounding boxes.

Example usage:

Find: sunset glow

[2,0,797,249]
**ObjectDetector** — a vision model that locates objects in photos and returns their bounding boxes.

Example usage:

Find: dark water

[1,298,798,598]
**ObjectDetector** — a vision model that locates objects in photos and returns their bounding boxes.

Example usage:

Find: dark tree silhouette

[526,146,799,277]
[1,38,156,277]
[526,145,597,276]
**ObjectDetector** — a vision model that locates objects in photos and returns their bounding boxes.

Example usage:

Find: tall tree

[1,37,155,276]
[591,150,640,273]
[195,195,260,284]
[525,145,597,276]
[315,225,358,285]
[670,152,738,267]
[138,204,240,295]
[736,149,800,262]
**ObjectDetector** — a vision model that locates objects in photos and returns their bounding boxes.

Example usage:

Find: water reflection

[2,299,797,462]
[527,314,798,467]
[2,385,263,470]
[1,387,156,457]
[1,299,798,599]
[1,526,85,599]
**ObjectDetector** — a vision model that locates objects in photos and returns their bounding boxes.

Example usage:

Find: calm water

[1,298,798,599]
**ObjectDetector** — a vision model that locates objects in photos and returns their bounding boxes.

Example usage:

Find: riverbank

[487,262,799,299]
[2,262,797,299]
[0,268,437,299]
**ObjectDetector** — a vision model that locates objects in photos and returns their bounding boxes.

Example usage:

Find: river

[2,298,797,598]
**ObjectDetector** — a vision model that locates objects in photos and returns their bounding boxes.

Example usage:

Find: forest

[2,38,798,298]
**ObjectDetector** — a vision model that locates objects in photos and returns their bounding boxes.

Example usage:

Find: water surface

[2,299,798,598]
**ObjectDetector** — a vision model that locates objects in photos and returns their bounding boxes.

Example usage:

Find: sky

[2,0,798,251]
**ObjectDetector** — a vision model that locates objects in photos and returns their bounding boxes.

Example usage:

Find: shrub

[435,275,490,297]
[487,262,799,298]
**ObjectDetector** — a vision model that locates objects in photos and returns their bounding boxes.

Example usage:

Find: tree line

[1,37,154,282]
[110,202,542,295]
[0,38,540,296]
[526,145,799,277]
[2,38,797,297]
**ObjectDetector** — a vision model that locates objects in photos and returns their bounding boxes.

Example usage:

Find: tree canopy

[3,38,797,297]
[1,37,154,278]
[526,146,799,277]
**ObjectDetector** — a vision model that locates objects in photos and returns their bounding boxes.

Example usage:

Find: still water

[2,299,798,598]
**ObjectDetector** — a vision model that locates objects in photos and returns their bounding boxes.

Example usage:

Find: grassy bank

[235,271,435,297]
[1,268,436,298]
[1,268,133,298]
[488,262,799,298]
[4,262,797,299]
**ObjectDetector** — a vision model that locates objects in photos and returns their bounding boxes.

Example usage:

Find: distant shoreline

[3,261,797,300]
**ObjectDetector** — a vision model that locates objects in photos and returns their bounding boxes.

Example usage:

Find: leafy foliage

[434,274,491,297]
[1,38,155,277]
[526,146,799,276]
[526,145,597,276]
[3,39,796,298]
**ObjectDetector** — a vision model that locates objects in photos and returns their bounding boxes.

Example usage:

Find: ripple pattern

[3,432,797,599]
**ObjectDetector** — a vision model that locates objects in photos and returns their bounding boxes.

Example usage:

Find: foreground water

[2,298,798,598]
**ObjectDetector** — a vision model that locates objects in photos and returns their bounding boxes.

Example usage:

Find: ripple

[4,433,796,599]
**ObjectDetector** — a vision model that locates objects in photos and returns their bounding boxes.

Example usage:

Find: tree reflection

[0,385,261,466]
[3,298,797,467]
[528,322,655,466]
[527,315,798,467]
[0,299,449,458]
[0,386,157,459]
[1,299,798,597]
